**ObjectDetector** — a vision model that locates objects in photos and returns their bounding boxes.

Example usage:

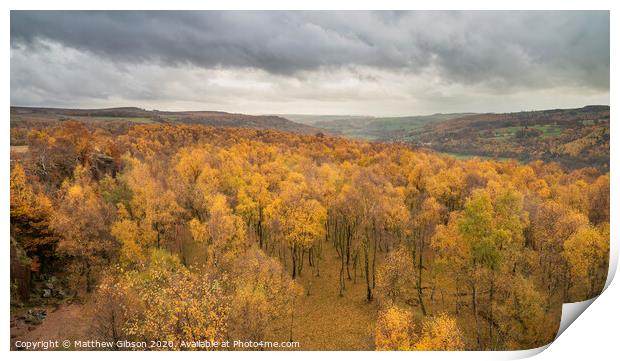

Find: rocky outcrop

[10,239,31,303]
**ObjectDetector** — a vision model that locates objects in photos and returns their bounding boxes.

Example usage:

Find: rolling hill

[11,105,610,170]
[408,105,610,170]
[10,106,320,134]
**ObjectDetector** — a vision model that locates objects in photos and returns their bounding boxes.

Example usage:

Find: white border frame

[3,2,616,360]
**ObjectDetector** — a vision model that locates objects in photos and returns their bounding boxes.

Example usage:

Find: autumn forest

[10,115,610,350]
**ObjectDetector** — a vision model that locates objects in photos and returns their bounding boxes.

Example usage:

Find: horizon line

[10,103,611,119]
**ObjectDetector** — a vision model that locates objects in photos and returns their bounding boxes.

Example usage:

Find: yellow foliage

[375,306,416,350]
[564,225,609,279]
[12,123,610,350]
[414,314,464,351]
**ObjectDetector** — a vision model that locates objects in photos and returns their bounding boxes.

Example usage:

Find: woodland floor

[10,302,90,350]
[290,244,379,350]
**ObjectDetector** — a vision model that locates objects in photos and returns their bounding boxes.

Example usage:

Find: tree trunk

[339,251,345,296]
[353,253,358,283]
[473,282,481,349]
[364,240,372,301]
[372,229,378,290]
[291,245,297,279]
[417,233,427,315]
[346,235,352,280]
[156,223,161,249]
[338,224,345,296]
[258,208,264,249]
[298,248,304,276]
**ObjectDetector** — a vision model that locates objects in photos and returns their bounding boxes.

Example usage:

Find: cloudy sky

[10,11,609,116]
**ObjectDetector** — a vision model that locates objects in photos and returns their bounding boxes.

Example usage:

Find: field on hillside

[307,113,474,140]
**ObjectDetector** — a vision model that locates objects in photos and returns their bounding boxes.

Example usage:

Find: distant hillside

[307,113,475,140]
[409,106,610,170]
[273,114,370,126]
[10,106,320,134]
[10,105,610,170]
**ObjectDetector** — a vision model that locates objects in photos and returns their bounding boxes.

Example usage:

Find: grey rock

[35,310,46,320]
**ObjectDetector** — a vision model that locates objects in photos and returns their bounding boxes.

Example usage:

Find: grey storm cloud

[11,11,610,89]
[10,11,610,114]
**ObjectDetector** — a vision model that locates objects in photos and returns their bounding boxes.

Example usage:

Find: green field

[439,151,513,162]
[487,124,563,140]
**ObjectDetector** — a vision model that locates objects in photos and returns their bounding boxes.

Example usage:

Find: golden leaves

[564,225,609,280]
[375,306,416,351]
[414,314,465,351]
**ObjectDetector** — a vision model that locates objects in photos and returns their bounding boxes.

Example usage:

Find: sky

[10,11,610,116]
